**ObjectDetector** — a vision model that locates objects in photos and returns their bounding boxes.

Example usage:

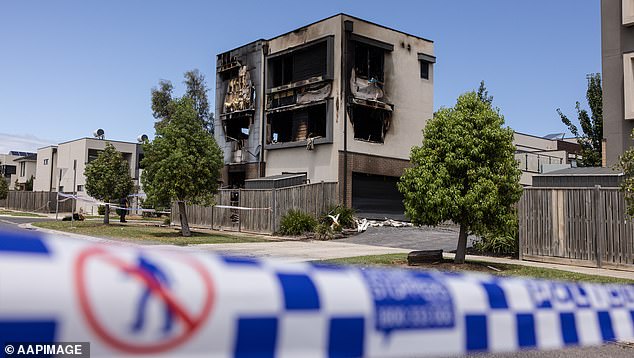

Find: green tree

[477,80,493,105]
[152,69,213,133]
[398,90,523,264]
[84,143,134,224]
[141,97,222,237]
[557,73,603,166]
[617,130,634,216]
[0,178,8,200]
[25,175,34,191]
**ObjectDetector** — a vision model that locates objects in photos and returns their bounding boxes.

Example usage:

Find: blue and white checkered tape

[0,229,633,357]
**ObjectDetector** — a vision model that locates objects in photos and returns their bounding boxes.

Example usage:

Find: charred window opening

[222,65,254,114]
[268,103,327,143]
[352,105,391,143]
[224,117,251,142]
[353,42,385,85]
[268,41,328,88]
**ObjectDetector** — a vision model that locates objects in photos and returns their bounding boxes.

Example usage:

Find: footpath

[19,220,634,280]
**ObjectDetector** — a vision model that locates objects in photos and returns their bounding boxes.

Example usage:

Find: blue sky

[0,0,601,153]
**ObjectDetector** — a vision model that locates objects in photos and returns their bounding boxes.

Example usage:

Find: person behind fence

[117,196,128,223]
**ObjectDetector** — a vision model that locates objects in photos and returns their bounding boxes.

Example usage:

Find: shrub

[163,217,171,226]
[320,205,356,229]
[473,216,519,255]
[97,205,105,216]
[279,210,317,236]
[473,234,518,255]
[315,222,336,240]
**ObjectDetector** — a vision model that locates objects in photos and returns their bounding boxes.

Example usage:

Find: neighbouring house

[12,153,37,190]
[33,136,144,214]
[513,132,581,186]
[602,0,634,166]
[214,13,435,218]
[0,151,35,190]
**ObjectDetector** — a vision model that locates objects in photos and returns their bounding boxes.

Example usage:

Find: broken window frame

[223,115,252,142]
[266,36,334,91]
[350,101,393,144]
[349,34,393,86]
[348,35,394,144]
[353,42,386,85]
[265,99,334,150]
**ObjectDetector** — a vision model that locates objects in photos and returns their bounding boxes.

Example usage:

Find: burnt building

[602,0,634,165]
[215,14,434,218]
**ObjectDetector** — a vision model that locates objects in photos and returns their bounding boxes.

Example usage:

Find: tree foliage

[84,143,134,224]
[0,178,8,200]
[141,96,223,236]
[557,73,603,166]
[25,175,34,191]
[617,130,634,216]
[398,89,523,263]
[151,69,213,133]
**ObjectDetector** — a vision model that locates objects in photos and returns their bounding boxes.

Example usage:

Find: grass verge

[33,221,269,246]
[0,210,46,218]
[320,254,634,284]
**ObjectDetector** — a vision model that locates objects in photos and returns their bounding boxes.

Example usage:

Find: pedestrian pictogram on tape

[74,247,214,354]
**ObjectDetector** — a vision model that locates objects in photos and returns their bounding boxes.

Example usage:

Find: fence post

[271,188,277,234]
[211,205,214,230]
[593,185,603,268]
[518,192,524,261]
[321,181,325,213]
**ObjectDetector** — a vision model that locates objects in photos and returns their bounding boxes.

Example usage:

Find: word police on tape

[0,229,633,357]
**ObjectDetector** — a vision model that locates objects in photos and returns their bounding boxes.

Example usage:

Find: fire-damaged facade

[215,14,434,218]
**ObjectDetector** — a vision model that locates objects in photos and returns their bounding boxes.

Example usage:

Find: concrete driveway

[334,225,477,252]
[194,240,409,262]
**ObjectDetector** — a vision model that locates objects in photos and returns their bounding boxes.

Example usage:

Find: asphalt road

[335,225,478,252]
[0,215,53,231]
[471,343,634,358]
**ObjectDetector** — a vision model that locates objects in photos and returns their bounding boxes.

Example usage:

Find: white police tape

[213,205,271,211]
[57,193,169,214]
[0,229,633,358]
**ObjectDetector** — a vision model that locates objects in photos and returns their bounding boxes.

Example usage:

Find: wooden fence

[519,187,634,270]
[0,191,73,213]
[172,182,339,234]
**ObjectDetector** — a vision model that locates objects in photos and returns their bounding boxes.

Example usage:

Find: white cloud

[0,132,57,154]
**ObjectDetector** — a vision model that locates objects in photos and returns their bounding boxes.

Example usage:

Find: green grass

[320,254,634,285]
[33,221,270,246]
[0,210,46,218]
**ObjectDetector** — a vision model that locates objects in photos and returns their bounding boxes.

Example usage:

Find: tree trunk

[178,201,191,237]
[104,204,110,225]
[454,223,468,264]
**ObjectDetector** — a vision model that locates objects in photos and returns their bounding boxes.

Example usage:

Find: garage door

[352,172,405,220]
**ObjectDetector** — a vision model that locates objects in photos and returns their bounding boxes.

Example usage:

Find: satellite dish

[137,134,149,143]
[93,129,105,139]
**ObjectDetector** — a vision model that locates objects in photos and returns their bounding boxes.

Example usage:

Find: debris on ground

[355,218,413,232]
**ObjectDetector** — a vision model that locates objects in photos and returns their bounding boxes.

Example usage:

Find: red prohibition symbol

[75,247,215,354]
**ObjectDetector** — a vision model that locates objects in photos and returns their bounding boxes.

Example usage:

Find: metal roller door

[352,172,405,220]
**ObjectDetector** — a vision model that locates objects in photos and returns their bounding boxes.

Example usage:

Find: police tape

[57,193,169,214]
[1,229,633,358]
[213,205,271,211]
